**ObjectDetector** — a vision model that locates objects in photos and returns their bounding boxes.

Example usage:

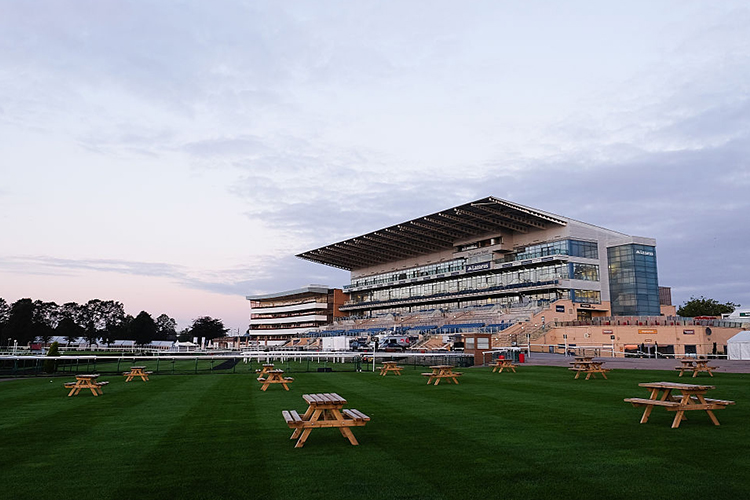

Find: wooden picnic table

[675,358,717,377]
[378,361,403,376]
[255,364,275,377]
[421,365,463,385]
[624,381,735,428]
[571,357,594,368]
[64,374,109,397]
[257,369,294,391]
[122,366,152,382]
[282,393,370,448]
[491,358,517,373]
[569,359,610,380]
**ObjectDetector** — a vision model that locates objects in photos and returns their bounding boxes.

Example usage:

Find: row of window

[348,259,465,289]
[348,239,600,291]
[351,291,563,317]
[504,239,599,262]
[349,263,575,304]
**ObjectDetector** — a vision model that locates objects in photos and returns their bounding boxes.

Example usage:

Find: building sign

[683,329,695,335]
[556,305,565,312]
[602,330,613,335]
[466,262,491,273]
[740,312,750,317]
[635,249,655,257]
[579,304,592,309]
[638,329,658,335]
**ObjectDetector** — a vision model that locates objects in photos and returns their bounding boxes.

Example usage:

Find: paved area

[521,352,750,373]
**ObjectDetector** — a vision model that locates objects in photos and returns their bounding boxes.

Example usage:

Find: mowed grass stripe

[2,367,750,500]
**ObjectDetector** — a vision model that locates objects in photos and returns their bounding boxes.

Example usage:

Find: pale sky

[1,0,749,332]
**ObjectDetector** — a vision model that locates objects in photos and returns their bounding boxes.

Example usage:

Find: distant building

[245,285,348,346]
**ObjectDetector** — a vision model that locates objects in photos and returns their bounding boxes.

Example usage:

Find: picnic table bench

[377,361,403,376]
[491,358,517,373]
[64,374,108,397]
[282,393,370,448]
[624,381,735,428]
[122,366,152,382]
[675,359,717,377]
[258,369,294,391]
[422,365,463,385]
[569,359,610,380]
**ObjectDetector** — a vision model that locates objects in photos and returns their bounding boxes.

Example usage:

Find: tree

[6,298,35,346]
[677,296,740,317]
[155,314,177,341]
[32,300,59,345]
[177,328,192,342]
[56,317,83,346]
[189,316,228,344]
[0,297,9,339]
[129,311,157,346]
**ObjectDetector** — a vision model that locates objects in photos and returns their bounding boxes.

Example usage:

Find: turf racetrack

[1,366,748,500]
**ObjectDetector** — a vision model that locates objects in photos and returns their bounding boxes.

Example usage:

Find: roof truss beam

[454,208,529,233]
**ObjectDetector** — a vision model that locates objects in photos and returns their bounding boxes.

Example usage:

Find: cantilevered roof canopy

[297,197,567,271]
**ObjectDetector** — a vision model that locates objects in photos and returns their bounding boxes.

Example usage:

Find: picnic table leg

[260,383,269,391]
[600,371,608,380]
[295,428,313,448]
[281,383,289,391]
[451,377,459,384]
[68,387,77,397]
[671,410,686,428]
[692,370,698,378]
[695,395,721,426]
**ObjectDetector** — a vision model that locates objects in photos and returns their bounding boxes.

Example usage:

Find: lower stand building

[245,285,348,346]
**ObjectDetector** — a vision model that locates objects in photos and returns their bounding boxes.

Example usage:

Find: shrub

[44,342,59,373]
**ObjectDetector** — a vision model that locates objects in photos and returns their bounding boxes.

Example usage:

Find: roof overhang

[296,197,567,271]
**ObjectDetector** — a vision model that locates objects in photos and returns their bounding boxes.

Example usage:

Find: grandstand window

[571,289,601,303]
[570,263,600,281]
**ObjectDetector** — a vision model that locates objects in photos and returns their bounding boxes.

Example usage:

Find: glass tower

[607,244,660,316]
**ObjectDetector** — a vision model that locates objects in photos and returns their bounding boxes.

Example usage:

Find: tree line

[0,297,228,348]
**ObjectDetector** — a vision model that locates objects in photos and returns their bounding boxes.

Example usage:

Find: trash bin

[519,352,525,363]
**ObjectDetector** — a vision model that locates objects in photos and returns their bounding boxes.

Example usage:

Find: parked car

[381,335,412,352]
[350,338,372,351]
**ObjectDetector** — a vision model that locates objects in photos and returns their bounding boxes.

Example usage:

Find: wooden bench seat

[283,377,294,381]
[342,409,370,422]
[701,398,735,406]
[257,377,266,382]
[64,382,77,387]
[96,381,110,387]
[282,410,304,428]
[624,398,681,408]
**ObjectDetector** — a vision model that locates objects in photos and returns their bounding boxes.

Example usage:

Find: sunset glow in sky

[2,1,749,332]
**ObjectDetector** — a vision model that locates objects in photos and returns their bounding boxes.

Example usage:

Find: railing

[0,351,474,377]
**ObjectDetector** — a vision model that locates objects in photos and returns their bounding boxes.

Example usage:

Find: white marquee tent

[727,331,750,360]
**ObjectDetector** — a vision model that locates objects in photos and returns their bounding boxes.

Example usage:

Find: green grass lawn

[1,366,748,500]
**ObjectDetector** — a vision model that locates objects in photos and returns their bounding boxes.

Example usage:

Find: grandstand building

[297,197,661,321]
[245,285,348,345]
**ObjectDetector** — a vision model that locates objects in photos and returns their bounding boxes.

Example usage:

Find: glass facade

[347,259,465,290]
[343,238,607,316]
[502,239,598,262]
[607,244,660,316]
